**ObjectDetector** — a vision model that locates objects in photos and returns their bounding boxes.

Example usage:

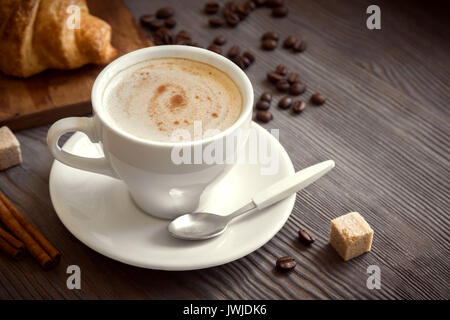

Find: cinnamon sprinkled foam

[104,58,243,142]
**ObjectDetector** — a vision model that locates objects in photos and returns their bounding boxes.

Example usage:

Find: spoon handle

[252,160,335,210]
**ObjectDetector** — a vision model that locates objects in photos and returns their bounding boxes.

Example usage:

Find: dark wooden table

[0,0,448,299]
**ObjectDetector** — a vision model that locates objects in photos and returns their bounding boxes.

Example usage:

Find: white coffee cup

[47,45,253,219]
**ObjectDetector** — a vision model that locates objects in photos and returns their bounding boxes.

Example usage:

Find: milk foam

[103,58,243,142]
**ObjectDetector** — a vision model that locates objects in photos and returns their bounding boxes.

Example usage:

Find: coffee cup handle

[47,117,116,178]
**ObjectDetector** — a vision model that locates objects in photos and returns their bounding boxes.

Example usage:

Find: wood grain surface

[0,0,449,299]
[0,0,151,132]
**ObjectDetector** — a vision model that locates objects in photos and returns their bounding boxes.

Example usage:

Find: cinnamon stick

[0,191,60,269]
[0,191,61,262]
[0,227,24,260]
[0,226,24,250]
[0,236,24,260]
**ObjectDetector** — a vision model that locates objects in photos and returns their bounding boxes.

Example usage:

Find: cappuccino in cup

[104,57,243,142]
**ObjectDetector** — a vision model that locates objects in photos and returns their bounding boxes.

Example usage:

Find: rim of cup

[91,45,254,148]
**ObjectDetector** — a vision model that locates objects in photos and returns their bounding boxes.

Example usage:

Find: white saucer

[49,122,295,270]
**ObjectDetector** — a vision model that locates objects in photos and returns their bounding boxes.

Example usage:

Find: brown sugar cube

[329,212,373,261]
[0,126,22,171]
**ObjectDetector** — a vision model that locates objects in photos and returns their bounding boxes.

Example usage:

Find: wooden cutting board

[0,0,152,131]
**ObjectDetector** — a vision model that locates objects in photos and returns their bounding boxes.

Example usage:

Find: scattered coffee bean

[311,93,326,105]
[224,1,237,12]
[278,96,293,109]
[272,6,289,18]
[209,17,225,28]
[140,14,155,27]
[266,0,284,8]
[154,27,173,45]
[293,40,307,52]
[298,229,315,244]
[276,79,290,92]
[244,0,256,12]
[256,100,271,110]
[276,64,288,76]
[243,51,255,64]
[227,45,241,58]
[208,44,222,54]
[267,71,284,84]
[156,7,174,19]
[176,30,192,41]
[292,100,306,114]
[204,2,220,14]
[289,81,306,95]
[232,56,246,69]
[213,35,227,45]
[225,12,240,27]
[242,56,251,68]
[253,0,266,7]
[236,4,248,20]
[287,72,299,84]
[262,39,277,50]
[256,110,273,123]
[164,18,176,29]
[261,31,279,41]
[260,92,272,102]
[276,256,296,272]
[283,35,297,48]
[147,19,164,31]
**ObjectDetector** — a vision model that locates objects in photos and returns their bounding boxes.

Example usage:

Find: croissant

[0,0,117,78]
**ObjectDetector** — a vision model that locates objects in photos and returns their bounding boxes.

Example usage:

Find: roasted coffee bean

[276,79,290,92]
[276,64,288,76]
[287,72,299,84]
[156,7,174,19]
[140,14,155,27]
[209,17,225,28]
[154,28,173,44]
[227,45,241,58]
[175,38,190,45]
[224,1,237,12]
[292,100,306,114]
[289,81,306,95]
[242,56,251,68]
[232,56,246,69]
[164,18,176,29]
[225,12,240,26]
[208,44,222,54]
[253,0,266,7]
[242,51,255,64]
[147,19,164,31]
[260,92,272,102]
[261,31,279,41]
[267,71,284,83]
[236,4,248,20]
[298,229,315,244]
[283,35,297,48]
[256,100,271,110]
[266,0,284,8]
[244,0,256,12]
[213,35,227,45]
[256,110,273,123]
[293,39,307,52]
[278,96,293,109]
[311,93,326,105]
[204,2,220,14]
[262,39,277,50]
[176,30,192,41]
[276,256,296,272]
[272,6,288,17]
[187,41,202,47]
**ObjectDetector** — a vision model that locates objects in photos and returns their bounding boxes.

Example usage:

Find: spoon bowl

[168,212,229,240]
